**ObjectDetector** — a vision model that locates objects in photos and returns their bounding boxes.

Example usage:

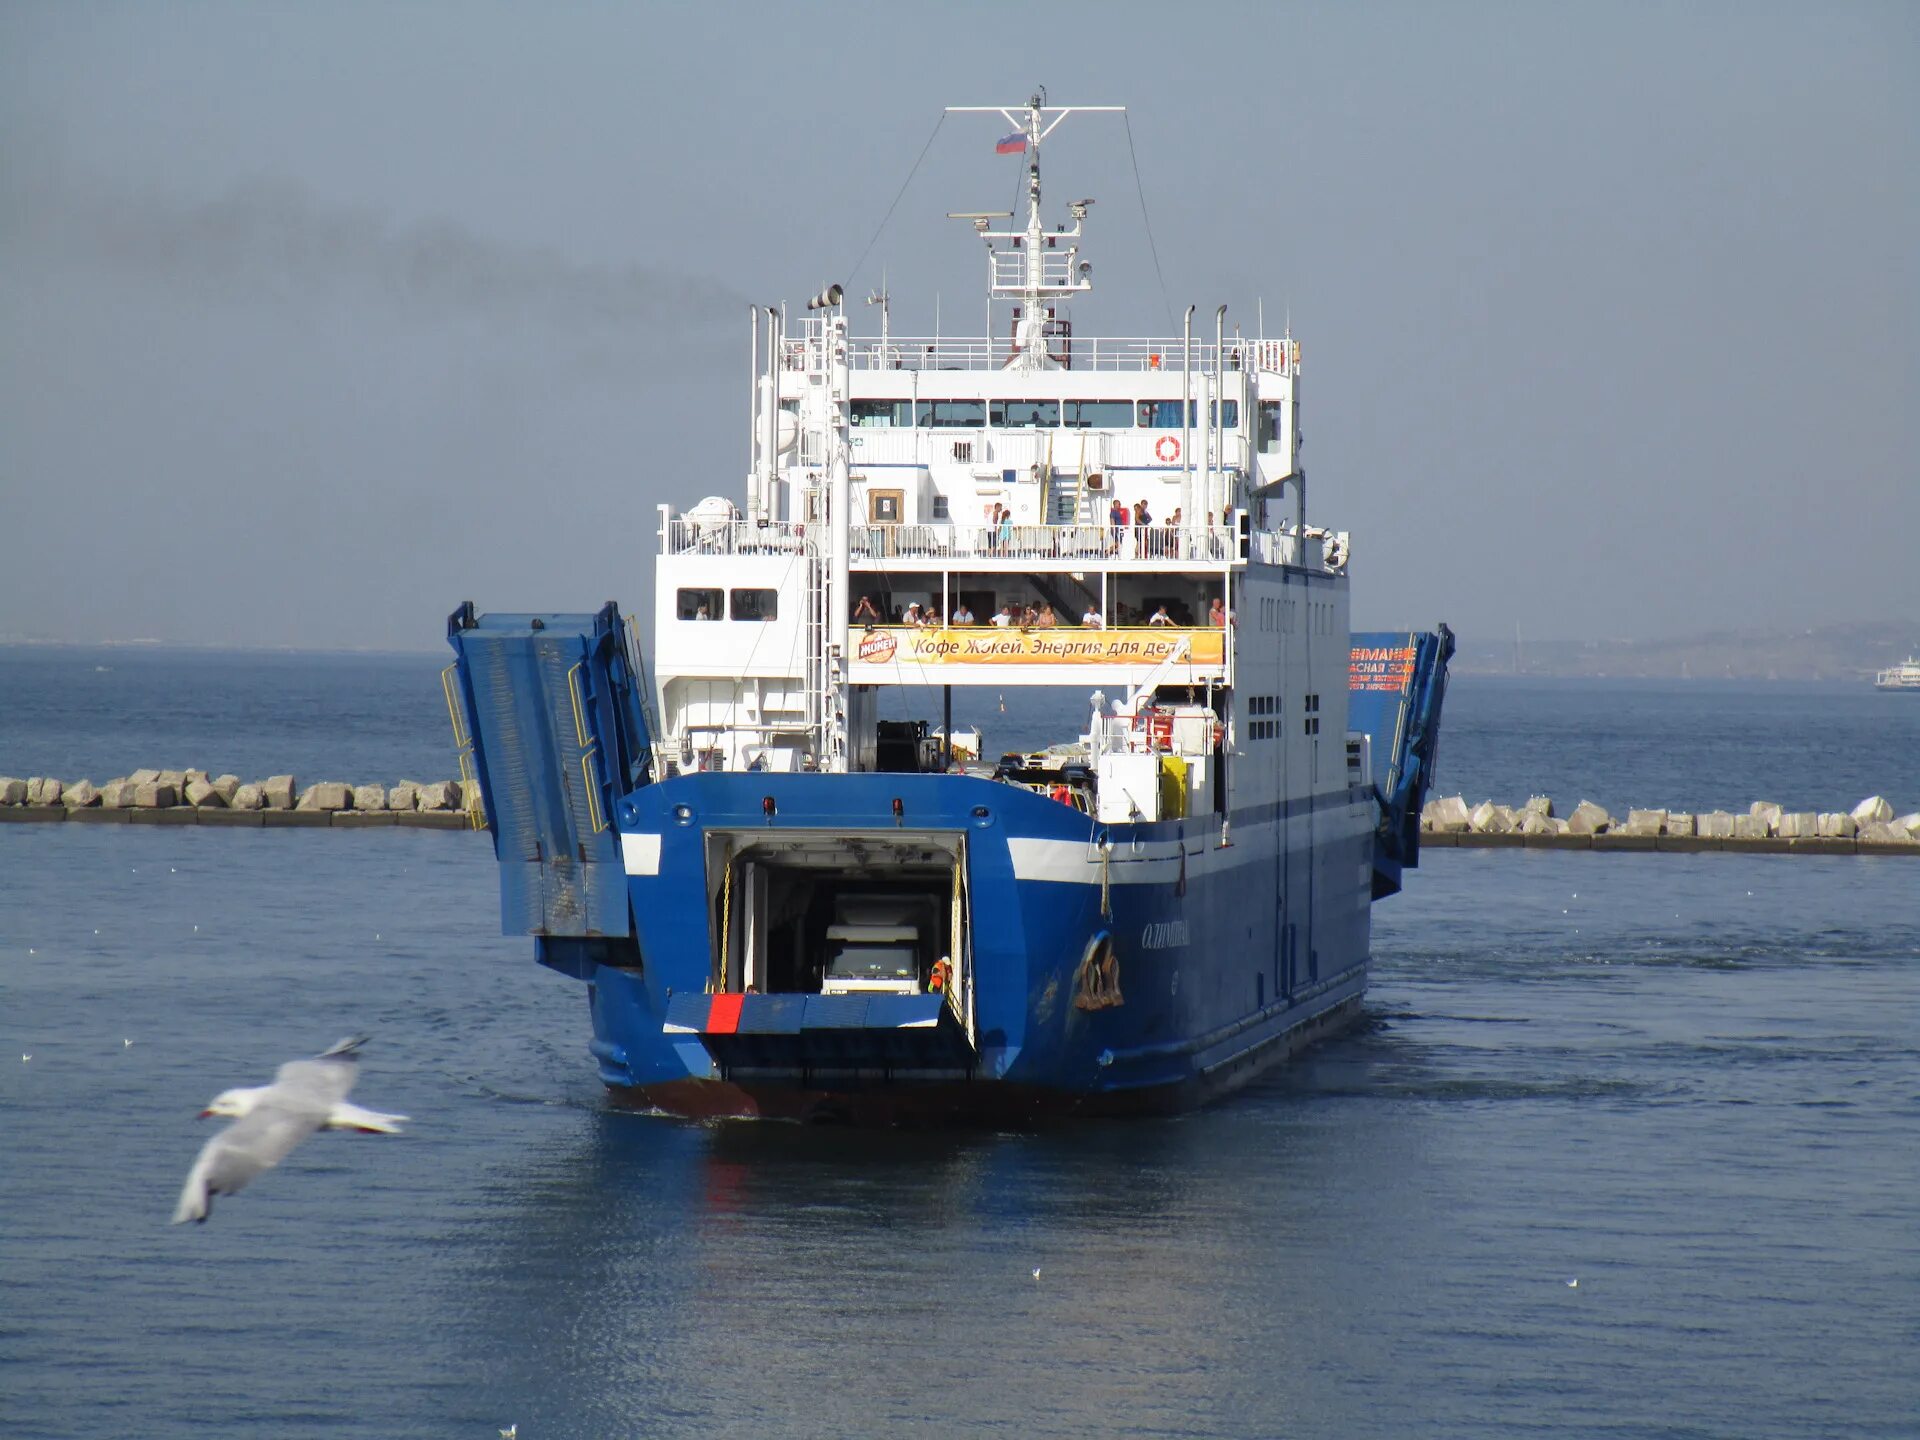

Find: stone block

[414,780,459,812]
[262,775,296,810]
[388,782,418,812]
[398,808,474,830]
[0,804,61,822]
[293,791,355,814]
[1857,821,1915,846]
[185,779,225,808]
[1621,808,1666,836]
[1750,801,1783,832]
[1518,812,1557,837]
[67,805,131,824]
[1664,813,1695,837]
[62,780,100,808]
[1657,834,1722,852]
[1816,813,1856,838]
[1459,830,1527,848]
[1788,836,1857,855]
[99,779,136,808]
[212,774,241,802]
[0,777,24,805]
[157,769,187,792]
[1776,812,1819,839]
[295,782,353,812]
[132,782,178,809]
[1698,811,1736,839]
[230,783,264,811]
[130,806,197,825]
[1469,801,1513,834]
[1851,796,1893,825]
[351,784,388,812]
[1593,832,1658,851]
[1522,795,1554,819]
[1732,814,1769,841]
[1567,800,1611,835]
[1526,831,1593,850]
[1895,812,1920,839]
[184,769,209,788]
[128,768,161,786]
[29,777,63,805]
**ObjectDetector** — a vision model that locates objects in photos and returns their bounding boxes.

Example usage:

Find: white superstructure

[651,93,1352,795]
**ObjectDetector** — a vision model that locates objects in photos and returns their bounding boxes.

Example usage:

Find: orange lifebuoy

[1155,435,1180,463]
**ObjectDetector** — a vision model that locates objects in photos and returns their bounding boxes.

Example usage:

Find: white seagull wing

[269,1035,367,1112]
[171,1103,326,1224]
[325,1101,408,1134]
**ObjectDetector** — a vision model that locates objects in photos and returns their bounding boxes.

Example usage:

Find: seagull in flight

[173,1036,402,1224]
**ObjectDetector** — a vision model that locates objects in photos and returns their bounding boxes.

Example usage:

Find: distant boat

[1875,657,1920,691]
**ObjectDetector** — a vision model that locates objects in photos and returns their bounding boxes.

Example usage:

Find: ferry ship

[1875,657,1920,691]
[444,94,1453,1120]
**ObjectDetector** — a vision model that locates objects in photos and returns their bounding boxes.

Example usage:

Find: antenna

[865,275,891,353]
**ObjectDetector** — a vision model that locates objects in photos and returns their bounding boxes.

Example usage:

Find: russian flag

[995,132,1027,155]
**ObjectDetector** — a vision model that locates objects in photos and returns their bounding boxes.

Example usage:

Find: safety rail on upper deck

[781,336,1299,375]
[661,517,1312,568]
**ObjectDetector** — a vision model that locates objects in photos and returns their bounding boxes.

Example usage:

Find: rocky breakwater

[1420,794,1920,855]
[0,769,477,830]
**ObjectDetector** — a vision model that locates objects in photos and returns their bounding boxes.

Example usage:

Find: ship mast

[948,92,1121,371]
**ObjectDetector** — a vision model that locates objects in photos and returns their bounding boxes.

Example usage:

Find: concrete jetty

[1422,795,1920,855]
[0,771,478,829]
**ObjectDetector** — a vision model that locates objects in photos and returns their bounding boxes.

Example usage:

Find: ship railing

[657,517,1324,569]
[661,518,815,557]
[847,523,1237,564]
[846,337,1294,374]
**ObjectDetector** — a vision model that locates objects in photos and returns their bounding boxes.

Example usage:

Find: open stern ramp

[664,992,976,1083]
[1348,626,1454,898]
[446,601,653,936]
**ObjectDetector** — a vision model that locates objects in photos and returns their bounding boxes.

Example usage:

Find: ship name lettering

[1140,920,1190,950]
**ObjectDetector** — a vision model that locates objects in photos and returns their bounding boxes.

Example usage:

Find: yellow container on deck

[1158,755,1189,820]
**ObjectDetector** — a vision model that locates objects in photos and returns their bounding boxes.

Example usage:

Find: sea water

[2,647,1917,1438]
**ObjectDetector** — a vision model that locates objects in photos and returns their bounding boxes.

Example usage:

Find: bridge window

[991,399,1059,428]
[1259,401,1284,453]
[1210,399,1240,427]
[730,588,778,621]
[851,399,913,428]
[1136,399,1197,428]
[916,399,986,428]
[1063,399,1135,428]
[676,587,723,621]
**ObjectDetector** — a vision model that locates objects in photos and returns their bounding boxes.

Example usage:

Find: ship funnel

[806,283,845,310]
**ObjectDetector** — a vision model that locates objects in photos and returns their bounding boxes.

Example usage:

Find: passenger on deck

[1036,603,1057,628]
[1209,597,1227,626]
[951,601,975,625]
[991,605,1016,628]
[1148,605,1173,627]
[1108,497,1127,554]
[1081,605,1103,628]
[904,602,924,626]
[853,594,882,624]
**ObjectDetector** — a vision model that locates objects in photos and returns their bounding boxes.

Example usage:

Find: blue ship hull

[580,772,1375,1119]
[444,603,1451,1121]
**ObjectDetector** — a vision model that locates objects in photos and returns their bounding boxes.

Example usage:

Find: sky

[1,0,1914,649]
